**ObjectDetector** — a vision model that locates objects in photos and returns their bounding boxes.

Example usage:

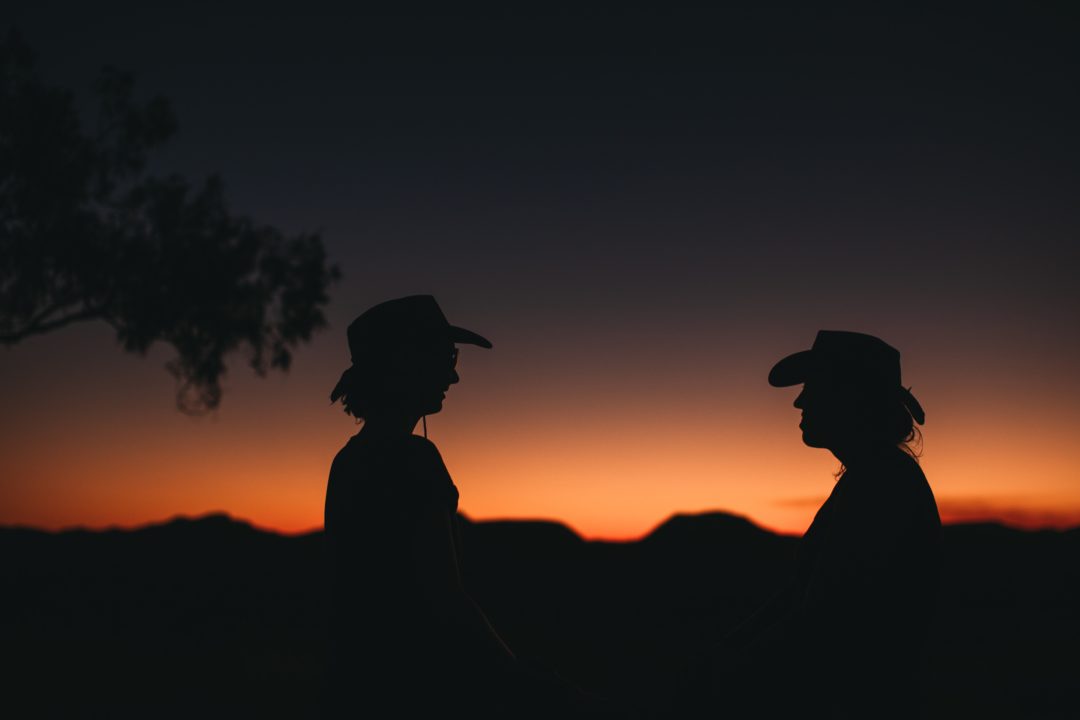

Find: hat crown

[347,295,450,360]
[810,330,902,386]
[345,295,492,363]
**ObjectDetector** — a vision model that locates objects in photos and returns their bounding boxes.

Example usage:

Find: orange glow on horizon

[2,322,1079,540]
[4,411,1078,541]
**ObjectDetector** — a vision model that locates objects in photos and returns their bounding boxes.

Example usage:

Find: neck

[360,412,423,438]
[830,442,897,468]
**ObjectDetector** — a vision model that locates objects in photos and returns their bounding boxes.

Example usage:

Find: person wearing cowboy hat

[712,331,942,718]
[322,295,595,718]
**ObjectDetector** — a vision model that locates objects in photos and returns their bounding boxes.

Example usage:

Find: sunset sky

[3,4,1078,539]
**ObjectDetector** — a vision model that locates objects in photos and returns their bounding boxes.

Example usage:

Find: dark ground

[2,513,1078,718]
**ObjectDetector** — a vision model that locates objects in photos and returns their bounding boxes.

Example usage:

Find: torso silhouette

[323,431,466,712]
[787,447,941,716]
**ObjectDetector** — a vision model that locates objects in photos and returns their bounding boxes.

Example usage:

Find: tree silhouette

[0,31,340,413]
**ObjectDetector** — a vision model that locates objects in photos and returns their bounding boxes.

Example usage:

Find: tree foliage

[0,31,340,413]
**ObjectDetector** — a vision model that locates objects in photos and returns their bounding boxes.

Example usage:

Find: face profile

[792,379,863,451]
[793,381,828,449]
[385,342,460,417]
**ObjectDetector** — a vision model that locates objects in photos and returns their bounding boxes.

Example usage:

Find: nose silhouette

[449,368,460,385]
[794,387,807,409]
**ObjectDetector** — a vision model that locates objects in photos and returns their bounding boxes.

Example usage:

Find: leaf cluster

[1,30,340,412]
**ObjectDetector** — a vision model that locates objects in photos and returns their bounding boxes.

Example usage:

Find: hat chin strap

[422,415,428,439]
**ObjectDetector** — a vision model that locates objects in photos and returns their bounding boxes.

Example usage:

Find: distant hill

[1,513,1077,718]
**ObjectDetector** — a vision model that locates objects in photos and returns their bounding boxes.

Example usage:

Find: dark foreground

[2,513,1078,718]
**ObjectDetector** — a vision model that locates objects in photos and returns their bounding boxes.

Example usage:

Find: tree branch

[24,297,76,329]
[0,305,103,344]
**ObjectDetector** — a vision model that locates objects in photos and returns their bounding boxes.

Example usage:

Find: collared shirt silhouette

[719,331,942,719]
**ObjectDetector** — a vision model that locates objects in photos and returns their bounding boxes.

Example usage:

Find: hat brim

[449,325,492,349]
[769,349,926,425]
[768,350,814,387]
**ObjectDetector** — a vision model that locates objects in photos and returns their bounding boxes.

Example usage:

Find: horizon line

[3,508,1077,543]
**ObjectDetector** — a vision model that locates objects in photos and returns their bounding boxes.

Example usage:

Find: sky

[2,3,1079,538]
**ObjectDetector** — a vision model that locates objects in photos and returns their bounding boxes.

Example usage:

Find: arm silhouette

[409,501,516,662]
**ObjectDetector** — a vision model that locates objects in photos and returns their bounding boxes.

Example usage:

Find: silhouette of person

[322,295,590,718]
[714,331,942,719]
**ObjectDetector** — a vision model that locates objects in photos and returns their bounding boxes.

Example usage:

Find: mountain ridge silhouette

[6,506,1076,540]
[2,512,1077,718]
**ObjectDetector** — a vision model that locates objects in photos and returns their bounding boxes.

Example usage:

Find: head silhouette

[770,331,924,458]
[330,295,491,421]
